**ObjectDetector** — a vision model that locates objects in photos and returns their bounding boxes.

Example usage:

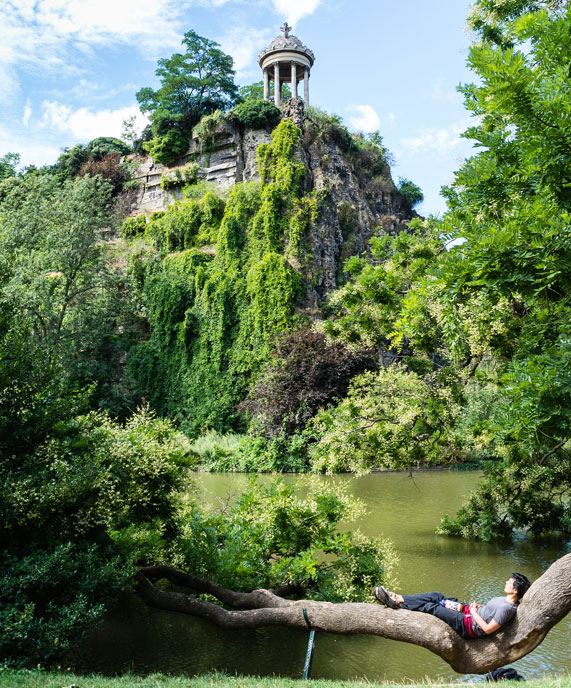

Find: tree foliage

[137,30,239,164]
[0,153,20,179]
[309,2,571,538]
[241,329,377,437]
[129,120,320,435]
[398,177,424,207]
[233,100,281,129]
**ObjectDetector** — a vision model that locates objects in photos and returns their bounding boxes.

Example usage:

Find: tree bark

[136,553,571,675]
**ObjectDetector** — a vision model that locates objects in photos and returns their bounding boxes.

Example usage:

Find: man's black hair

[511,572,531,600]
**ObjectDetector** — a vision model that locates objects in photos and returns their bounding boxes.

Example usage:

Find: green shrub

[86,136,130,160]
[233,100,281,129]
[160,163,200,190]
[193,110,225,148]
[121,214,147,238]
[398,177,424,207]
[143,129,189,165]
[303,107,357,152]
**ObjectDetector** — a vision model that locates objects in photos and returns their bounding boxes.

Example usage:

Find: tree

[428,1,571,537]
[136,552,571,675]
[0,172,139,415]
[85,136,130,160]
[398,177,424,207]
[313,2,571,538]
[0,152,20,179]
[51,144,88,180]
[240,329,377,437]
[238,81,291,103]
[136,30,239,163]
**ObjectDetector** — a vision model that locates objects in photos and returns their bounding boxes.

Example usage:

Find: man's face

[504,577,517,595]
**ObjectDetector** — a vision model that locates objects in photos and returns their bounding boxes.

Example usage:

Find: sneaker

[374,585,400,609]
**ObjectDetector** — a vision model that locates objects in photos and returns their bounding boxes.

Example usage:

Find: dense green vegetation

[127,119,317,436]
[136,30,239,164]
[0,154,393,665]
[2,0,571,672]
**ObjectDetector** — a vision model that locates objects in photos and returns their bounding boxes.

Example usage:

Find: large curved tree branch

[136,553,571,675]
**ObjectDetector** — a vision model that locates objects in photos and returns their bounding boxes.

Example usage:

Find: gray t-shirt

[473,596,517,636]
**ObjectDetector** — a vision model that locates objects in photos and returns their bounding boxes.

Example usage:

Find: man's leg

[401,591,468,638]
[401,591,446,612]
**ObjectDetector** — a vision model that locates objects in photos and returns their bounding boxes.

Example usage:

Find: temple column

[274,62,281,107]
[291,61,298,98]
[263,67,270,101]
[304,66,310,105]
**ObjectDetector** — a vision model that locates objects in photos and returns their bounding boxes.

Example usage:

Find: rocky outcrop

[130,104,416,305]
[129,120,272,213]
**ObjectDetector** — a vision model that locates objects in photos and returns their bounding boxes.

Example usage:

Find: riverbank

[1,670,570,688]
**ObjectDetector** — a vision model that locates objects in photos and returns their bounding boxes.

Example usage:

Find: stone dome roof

[258,26,315,66]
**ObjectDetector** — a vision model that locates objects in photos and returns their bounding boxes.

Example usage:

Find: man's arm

[469,602,501,635]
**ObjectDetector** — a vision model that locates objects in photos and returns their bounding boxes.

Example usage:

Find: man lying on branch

[374,573,531,639]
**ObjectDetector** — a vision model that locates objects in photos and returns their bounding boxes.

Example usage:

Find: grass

[0,670,570,688]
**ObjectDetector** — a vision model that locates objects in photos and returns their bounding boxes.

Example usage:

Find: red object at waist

[463,607,478,638]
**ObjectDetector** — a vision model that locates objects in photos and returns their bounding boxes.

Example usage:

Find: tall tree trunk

[136,553,571,675]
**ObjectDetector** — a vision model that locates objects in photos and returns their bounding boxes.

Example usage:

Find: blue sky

[1,0,477,215]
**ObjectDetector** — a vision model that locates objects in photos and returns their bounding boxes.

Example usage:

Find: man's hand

[470,603,501,635]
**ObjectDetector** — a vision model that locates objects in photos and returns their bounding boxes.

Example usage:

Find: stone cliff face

[130,103,416,306]
[130,119,272,213]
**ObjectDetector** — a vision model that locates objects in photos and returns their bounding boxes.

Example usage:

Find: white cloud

[399,121,472,157]
[346,105,381,133]
[0,0,226,94]
[219,26,272,76]
[22,100,32,126]
[40,101,149,141]
[271,0,321,27]
[0,121,61,168]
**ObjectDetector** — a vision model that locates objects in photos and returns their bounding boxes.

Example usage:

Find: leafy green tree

[233,100,281,129]
[137,30,239,163]
[238,80,291,103]
[398,177,424,207]
[85,136,130,160]
[0,152,20,179]
[420,1,571,537]
[308,367,461,473]
[51,144,88,180]
[0,173,138,414]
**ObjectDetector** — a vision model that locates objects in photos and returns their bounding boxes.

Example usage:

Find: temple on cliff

[258,23,315,107]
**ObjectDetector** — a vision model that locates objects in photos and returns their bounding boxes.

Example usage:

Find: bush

[121,214,147,238]
[0,406,191,666]
[398,177,424,207]
[240,329,378,437]
[86,137,130,160]
[303,107,357,152]
[190,430,309,472]
[79,153,129,192]
[143,129,189,165]
[160,163,200,190]
[193,110,225,149]
[233,100,281,129]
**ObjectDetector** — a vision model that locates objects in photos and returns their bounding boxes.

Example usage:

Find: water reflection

[76,471,570,681]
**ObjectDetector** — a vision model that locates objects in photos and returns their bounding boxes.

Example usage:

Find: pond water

[77,471,570,682]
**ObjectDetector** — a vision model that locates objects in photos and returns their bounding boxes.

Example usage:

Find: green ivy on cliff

[128,119,318,435]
